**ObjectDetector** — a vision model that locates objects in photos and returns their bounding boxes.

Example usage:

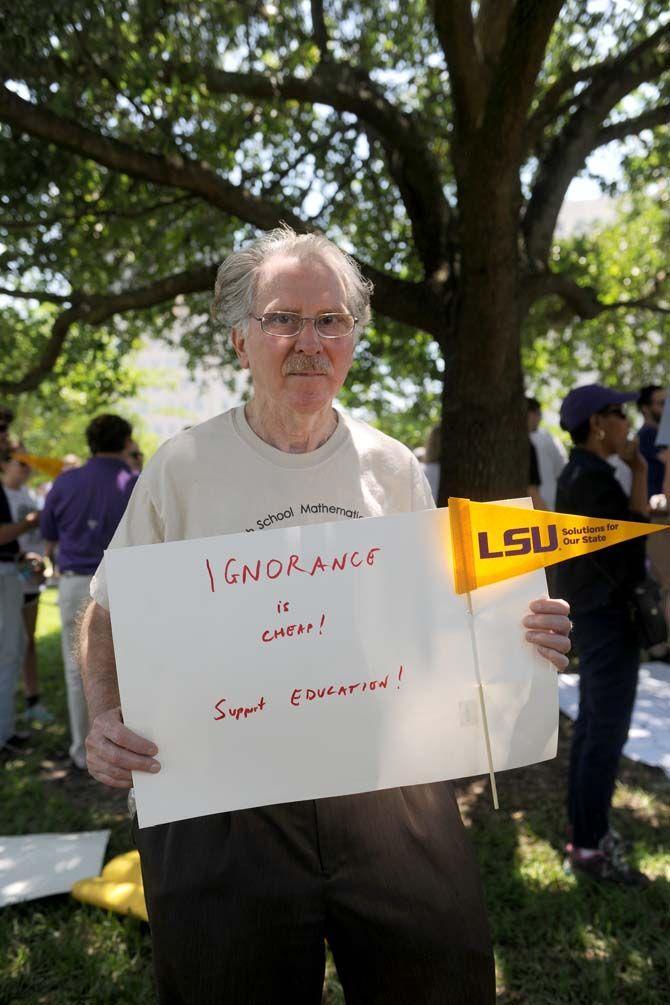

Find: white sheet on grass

[0,830,110,907]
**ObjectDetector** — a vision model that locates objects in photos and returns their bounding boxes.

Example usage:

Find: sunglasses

[129,451,143,459]
[600,407,627,419]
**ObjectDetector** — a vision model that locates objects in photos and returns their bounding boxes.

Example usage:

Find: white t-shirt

[422,462,439,503]
[3,484,43,595]
[91,406,434,610]
[530,429,567,509]
[608,454,633,497]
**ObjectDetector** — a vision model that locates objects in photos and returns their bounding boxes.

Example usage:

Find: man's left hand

[523,598,571,671]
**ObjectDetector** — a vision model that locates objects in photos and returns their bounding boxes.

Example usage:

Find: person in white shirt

[421,423,441,502]
[527,397,567,509]
[80,228,571,1005]
[1,452,52,725]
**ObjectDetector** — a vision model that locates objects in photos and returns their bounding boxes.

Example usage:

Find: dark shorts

[134,782,495,1005]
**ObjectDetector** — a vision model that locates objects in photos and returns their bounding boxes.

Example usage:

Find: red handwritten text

[214,696,266,721]
[205,547,381,591]
[261,612,326,643]
[290,675,390,707]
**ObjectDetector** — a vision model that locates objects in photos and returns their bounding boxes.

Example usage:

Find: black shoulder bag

[590,553,668,649]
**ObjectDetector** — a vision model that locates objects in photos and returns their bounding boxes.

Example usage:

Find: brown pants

[134,782,495,1005]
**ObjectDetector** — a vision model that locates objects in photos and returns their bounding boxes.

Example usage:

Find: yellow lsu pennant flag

[448,497,669,595]
[13,453,66,479]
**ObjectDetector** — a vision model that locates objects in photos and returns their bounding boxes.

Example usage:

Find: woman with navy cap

[556,383,650,887]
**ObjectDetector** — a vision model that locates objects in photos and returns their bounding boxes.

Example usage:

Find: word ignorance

[206,547,381,590]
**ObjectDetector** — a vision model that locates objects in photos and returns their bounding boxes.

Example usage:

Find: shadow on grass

[5,598,668,1003]
[1,597,154,1005]
[456,716,670,1004]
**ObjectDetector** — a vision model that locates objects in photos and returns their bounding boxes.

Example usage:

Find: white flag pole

[464,588,499,810]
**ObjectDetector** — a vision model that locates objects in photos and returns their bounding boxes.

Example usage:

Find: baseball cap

[559,384,637,433]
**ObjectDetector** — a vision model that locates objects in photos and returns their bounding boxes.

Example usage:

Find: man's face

[0,414,12,460]
[232,255,355,416]
[122,439,143,473]
[649,390,666,425]
[527,409,541,433]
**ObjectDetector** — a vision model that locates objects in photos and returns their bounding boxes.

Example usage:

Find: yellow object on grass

[449,497,669,594]
[71,850,148,922]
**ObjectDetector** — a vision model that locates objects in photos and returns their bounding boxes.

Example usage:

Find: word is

[478,525,558,559]
[206,547,381,589]
[262,613,326,644]
[213,696,266,721]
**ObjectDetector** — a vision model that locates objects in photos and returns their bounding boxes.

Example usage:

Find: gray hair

[211,225,373,339]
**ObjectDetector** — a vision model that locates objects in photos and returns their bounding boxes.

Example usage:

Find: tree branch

[0,193,197,232]
[430,0,487,137]
[432,0,564,188]
[0,249,444,396]
[0,286,74,304]
[595,101,670,147]
[479,1,566,162]
[524,25,670,262]
[524,270,670,320]
[165,58,453,276]
[360,266,445,337]
[0,85,312,234]
[526,24,670,149]
[0,265,218,395]
[310,0,329,58]
[474,0,515,70]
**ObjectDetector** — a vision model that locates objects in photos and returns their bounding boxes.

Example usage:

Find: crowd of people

[0,227,667,1001]
[0,409,143,768]
[417,384,669,886]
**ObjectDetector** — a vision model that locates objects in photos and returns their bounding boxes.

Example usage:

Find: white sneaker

[25,702,55,725]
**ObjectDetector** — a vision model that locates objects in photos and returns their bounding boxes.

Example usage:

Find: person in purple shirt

[41,414,138,769]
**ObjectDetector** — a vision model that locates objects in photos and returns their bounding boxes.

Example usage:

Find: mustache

[282,355,333,376]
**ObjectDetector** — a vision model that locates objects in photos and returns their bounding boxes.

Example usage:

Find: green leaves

[523,193,670,398]
[1,1,669,459]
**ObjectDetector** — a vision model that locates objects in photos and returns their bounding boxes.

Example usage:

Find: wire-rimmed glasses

[250,311,357,339]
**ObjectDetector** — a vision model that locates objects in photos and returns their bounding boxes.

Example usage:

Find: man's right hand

[86,706,161,789]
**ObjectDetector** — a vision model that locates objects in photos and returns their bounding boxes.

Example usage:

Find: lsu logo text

[478,525,559,559]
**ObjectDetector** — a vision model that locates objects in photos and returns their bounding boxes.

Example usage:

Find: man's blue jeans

[568,604,640,849]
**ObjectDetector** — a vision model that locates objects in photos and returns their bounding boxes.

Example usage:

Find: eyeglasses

[128,451,143,460]
[250,312,357,339]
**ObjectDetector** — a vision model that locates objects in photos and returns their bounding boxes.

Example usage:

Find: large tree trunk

[437,185,527,503]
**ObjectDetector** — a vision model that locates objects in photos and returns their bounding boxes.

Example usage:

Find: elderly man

[81,228,571,1005]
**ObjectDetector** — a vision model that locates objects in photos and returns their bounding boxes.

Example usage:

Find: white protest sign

[106,508,557,829]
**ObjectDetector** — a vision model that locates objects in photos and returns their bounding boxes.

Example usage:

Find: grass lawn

[1,591,668,1003]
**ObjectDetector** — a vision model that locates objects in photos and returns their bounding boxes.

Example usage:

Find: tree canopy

[1,1,669,497]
